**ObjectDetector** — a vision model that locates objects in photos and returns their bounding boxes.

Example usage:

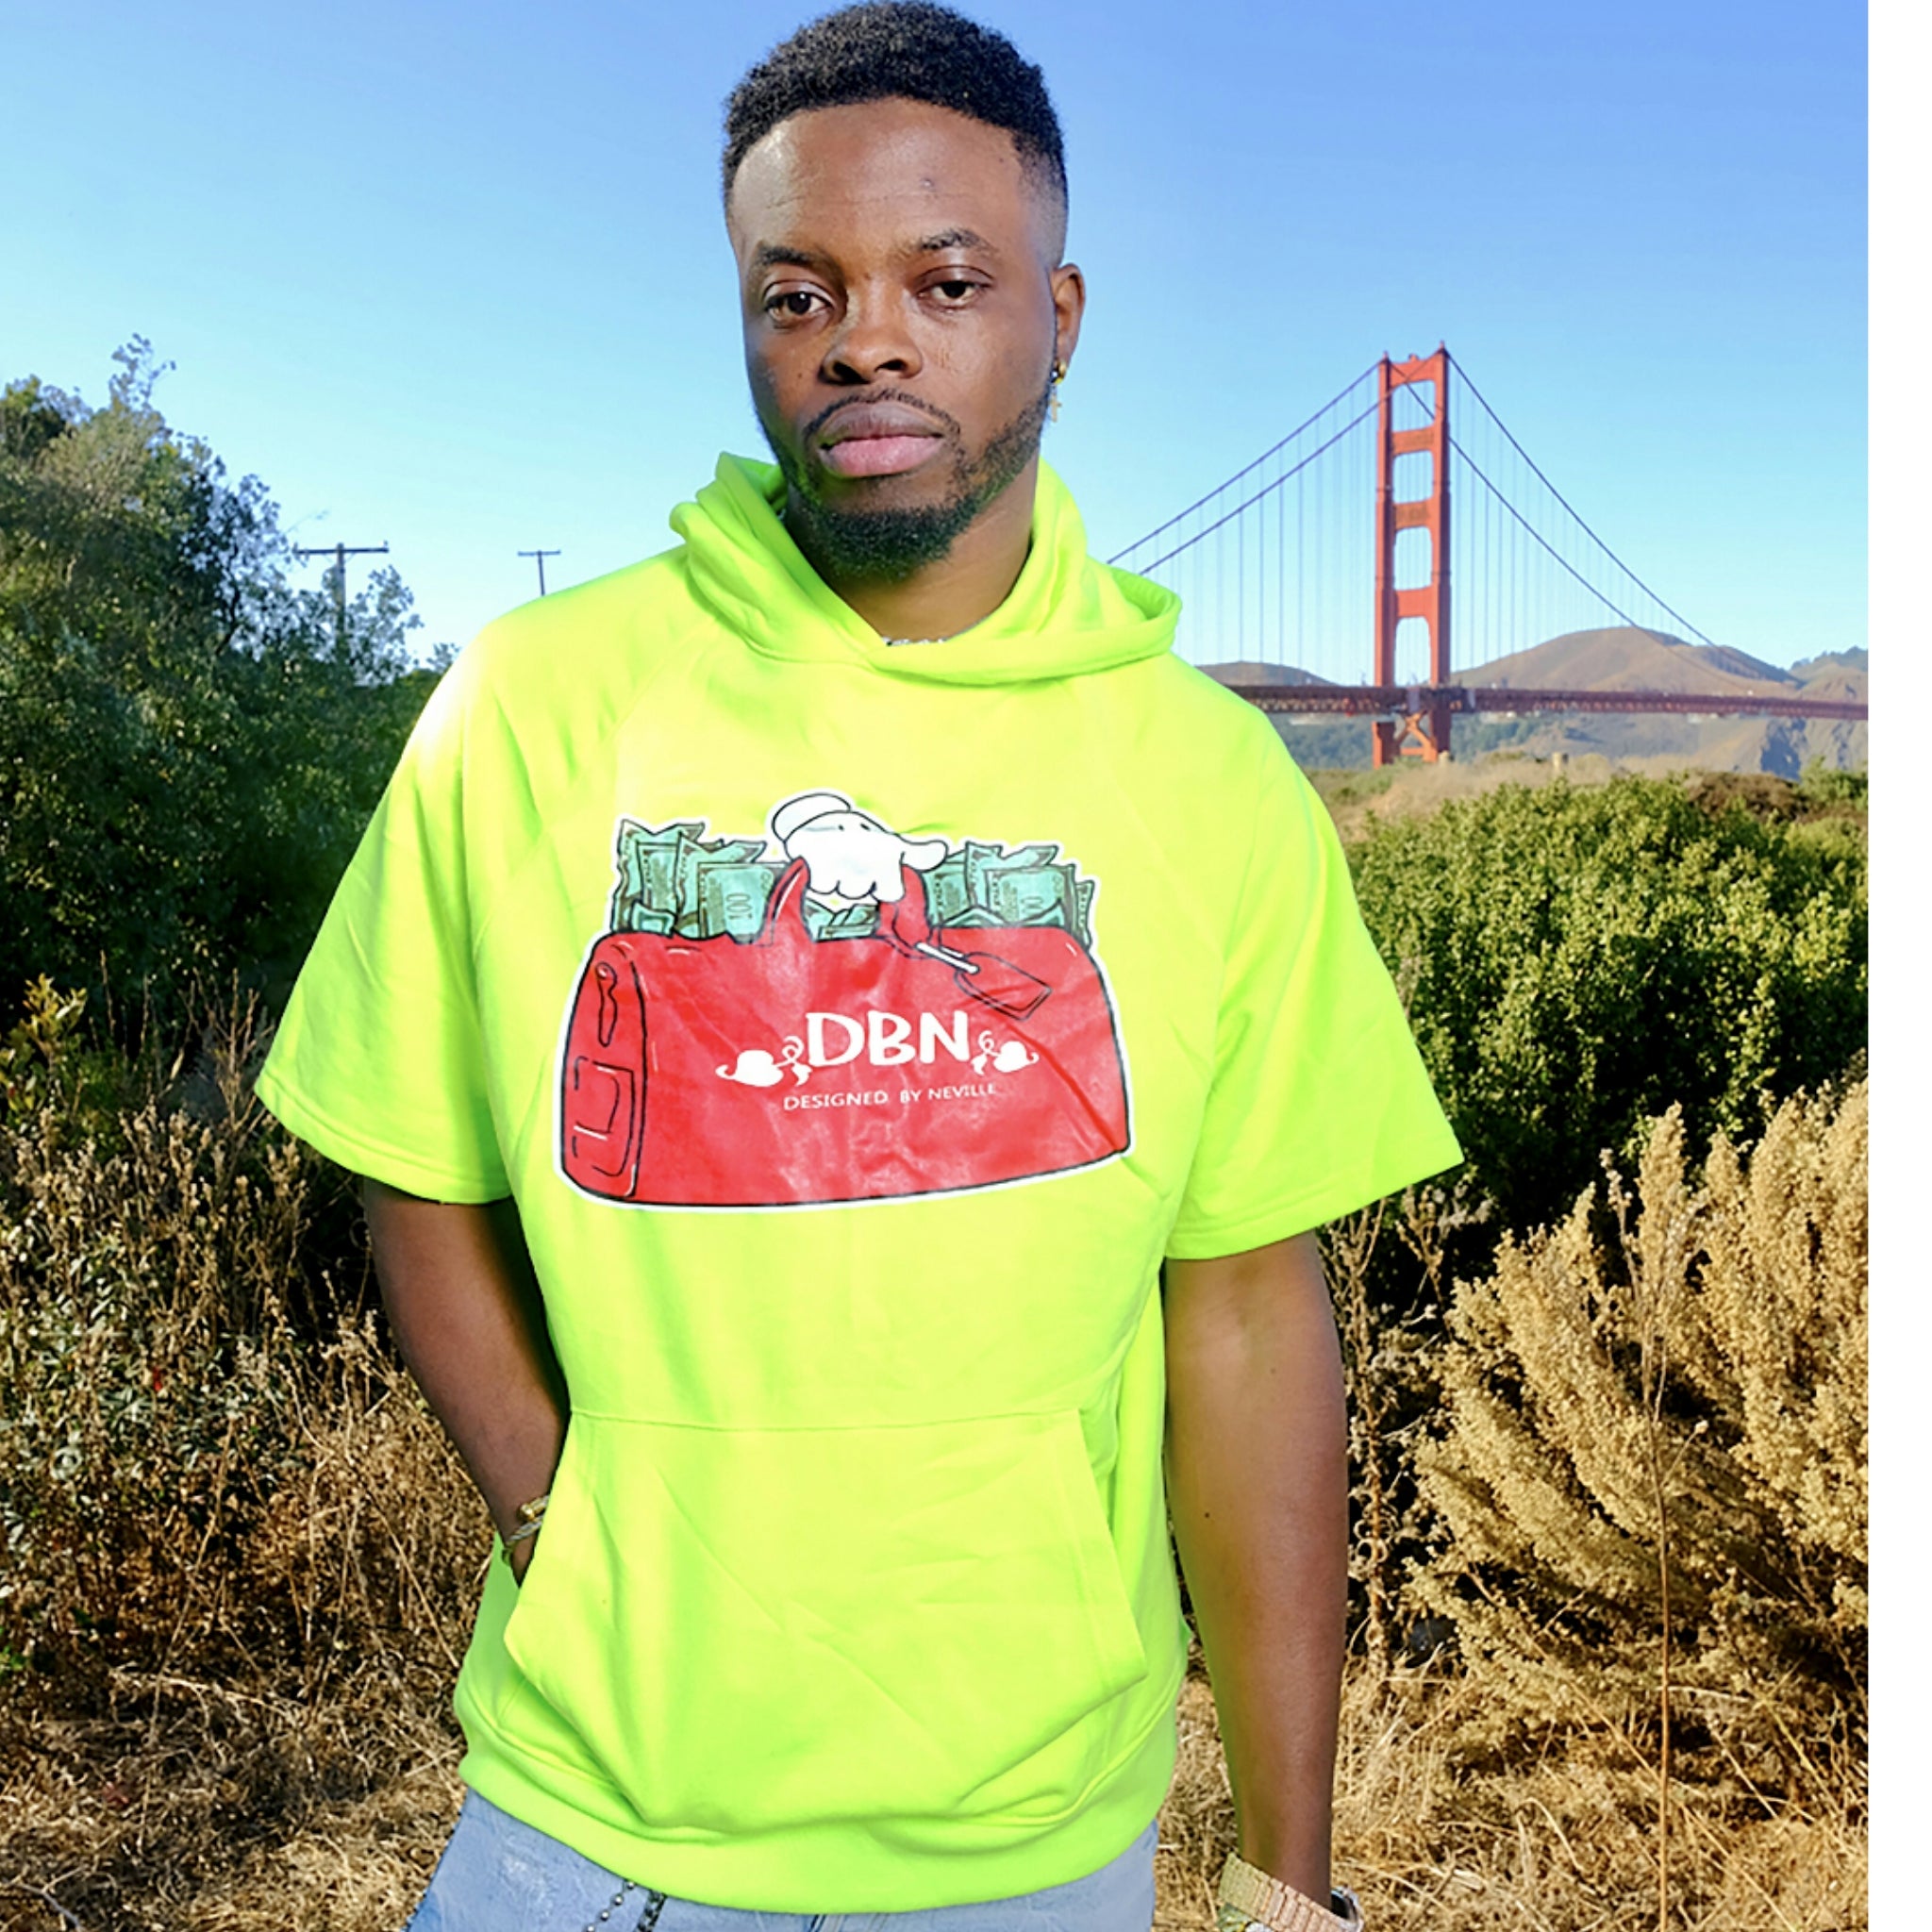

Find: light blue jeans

[404,1790,1158,1932]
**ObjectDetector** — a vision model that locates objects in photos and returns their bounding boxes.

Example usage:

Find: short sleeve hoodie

[256,455,1460,1911]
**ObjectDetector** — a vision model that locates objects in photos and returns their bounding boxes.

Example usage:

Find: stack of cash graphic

[610,822,777,941]
[609,821,1094,950]
[922,841,1095,950]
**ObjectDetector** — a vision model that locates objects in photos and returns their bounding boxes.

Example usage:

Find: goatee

[768,377,1053,584]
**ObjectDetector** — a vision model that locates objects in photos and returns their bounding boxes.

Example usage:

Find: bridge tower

[1373,348,1451,764]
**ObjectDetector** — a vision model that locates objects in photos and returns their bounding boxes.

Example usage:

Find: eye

[764,287,828,322]
[927,277,983,305]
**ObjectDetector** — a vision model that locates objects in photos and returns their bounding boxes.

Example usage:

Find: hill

[1195,627,1866,775]
[1791,647,1869,679]
[1192,659,1336,687]
[1457,628,1865,774]
[1460,625,1797,696]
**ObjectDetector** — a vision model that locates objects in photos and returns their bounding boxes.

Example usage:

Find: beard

[765,374,1053,584]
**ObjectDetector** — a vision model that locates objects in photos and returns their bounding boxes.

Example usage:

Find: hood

[669,454,1179,688]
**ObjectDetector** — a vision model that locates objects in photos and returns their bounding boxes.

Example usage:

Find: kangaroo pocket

[496,1409,1149,1833]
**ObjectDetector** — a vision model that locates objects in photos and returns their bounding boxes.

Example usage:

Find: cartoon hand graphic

[770,791,948,905]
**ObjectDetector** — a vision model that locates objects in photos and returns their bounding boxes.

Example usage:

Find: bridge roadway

[1220,684,1869,724]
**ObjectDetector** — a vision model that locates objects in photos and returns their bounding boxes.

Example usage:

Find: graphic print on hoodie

[558,789,1131,1208]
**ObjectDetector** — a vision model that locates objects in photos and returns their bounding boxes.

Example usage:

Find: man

[257,7,1460,1929]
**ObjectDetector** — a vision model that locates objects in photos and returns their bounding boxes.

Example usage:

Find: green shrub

[1348,777,1866,1232]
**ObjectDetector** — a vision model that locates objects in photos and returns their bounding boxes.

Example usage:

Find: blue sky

[5,0,1865,670]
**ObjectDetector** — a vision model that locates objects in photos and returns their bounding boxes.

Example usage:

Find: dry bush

[1321,1184,1490,1670]
[1409,1082,1866,1919]
[1155,1085,1867,1931]
[0,992,483,1929]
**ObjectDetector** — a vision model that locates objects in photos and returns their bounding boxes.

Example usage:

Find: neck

[786,456,1040,642]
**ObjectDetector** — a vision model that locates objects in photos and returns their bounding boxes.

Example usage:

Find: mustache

[803,388,963,444]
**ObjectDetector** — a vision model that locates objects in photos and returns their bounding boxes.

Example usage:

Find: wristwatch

[1216,1853,1363,1932]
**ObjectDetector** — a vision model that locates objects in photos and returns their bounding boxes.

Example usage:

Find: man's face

[726,97,1083,583]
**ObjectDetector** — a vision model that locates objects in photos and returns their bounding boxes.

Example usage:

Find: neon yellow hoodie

[256,457,1459,1910]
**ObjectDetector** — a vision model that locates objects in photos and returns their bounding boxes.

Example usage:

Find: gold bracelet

[499,1491,550,1565]
[1216,1853,1362,1932]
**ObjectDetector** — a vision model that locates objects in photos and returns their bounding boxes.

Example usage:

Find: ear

[1050,261,1086,375]
[903,838,950,872]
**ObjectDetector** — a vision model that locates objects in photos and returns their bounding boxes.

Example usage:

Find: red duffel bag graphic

[558,797,1130,1209]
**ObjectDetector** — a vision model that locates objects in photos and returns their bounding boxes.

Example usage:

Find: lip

[820,435,944,478]
[817,401,946,446]
[813,402,947,479]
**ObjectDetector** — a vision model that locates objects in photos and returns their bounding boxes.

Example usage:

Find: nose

[821,282,921,386]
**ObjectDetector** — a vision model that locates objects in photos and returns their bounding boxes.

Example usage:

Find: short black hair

[723,4,1067,217]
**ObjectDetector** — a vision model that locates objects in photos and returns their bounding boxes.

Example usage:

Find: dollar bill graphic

[986,865,1075,931]
[955,843,1092,944]
[966,842,1059,901]
[921,841,1091,945]
[674,838,768,931]
[803,899,880,941]
[923,851,975,927]
[692,861,782,941]
[611,820,704,930]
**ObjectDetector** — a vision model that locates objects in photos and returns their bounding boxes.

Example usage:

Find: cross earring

[1050,359,1067,422]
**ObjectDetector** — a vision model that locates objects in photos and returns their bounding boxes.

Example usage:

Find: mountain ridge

[1196,626,1866,774]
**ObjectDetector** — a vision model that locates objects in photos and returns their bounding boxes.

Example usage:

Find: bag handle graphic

[756,859,1053,1022]
[755,858,818,951]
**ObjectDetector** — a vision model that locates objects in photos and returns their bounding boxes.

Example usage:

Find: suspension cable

[1107,362,1380,563]
[1114,395,1383,575]
[1451,437,1646,632]
[1446,352,1717,647]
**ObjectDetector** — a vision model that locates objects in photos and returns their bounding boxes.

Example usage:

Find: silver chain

[580,1879,633,1930]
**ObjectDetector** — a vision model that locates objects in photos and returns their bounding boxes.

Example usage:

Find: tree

[0,341,438,1022]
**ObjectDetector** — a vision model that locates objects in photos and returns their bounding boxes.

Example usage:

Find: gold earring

[1050,360,1066,422]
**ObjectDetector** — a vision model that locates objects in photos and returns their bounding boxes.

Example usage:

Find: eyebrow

[908,227,996,257]
[749,242,824,275]
[747,229,1000,277]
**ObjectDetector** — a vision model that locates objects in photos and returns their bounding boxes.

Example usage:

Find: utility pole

[294,540,391,655]
[519,548,562,596]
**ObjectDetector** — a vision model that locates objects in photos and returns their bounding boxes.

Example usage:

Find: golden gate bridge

[1107,347,1867,765]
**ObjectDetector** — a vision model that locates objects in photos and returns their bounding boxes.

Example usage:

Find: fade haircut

[723,3,1067,247]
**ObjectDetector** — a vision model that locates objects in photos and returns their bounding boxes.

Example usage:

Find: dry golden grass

[1,1652,1868,1931]
[1158,1658,1865,1931]
[1413,1089,1867,1813]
